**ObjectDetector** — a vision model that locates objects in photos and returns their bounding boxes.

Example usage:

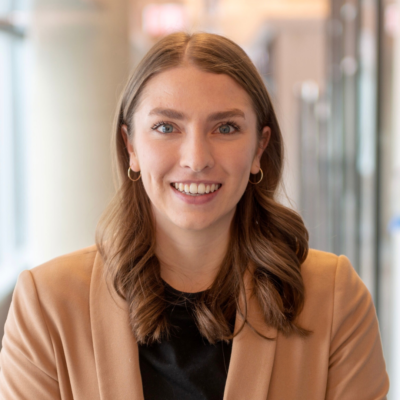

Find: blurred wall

[269,18,326,209]
[27,0,130,265]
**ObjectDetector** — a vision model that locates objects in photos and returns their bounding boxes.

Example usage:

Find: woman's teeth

[172,182,221,196]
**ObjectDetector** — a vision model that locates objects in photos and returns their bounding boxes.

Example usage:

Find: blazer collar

[90,252,277,400]
[223,269,278,399]
[90,252,144,400]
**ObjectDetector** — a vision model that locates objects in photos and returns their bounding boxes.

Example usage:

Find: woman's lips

[170,183,221,204]
[170,182,221,195]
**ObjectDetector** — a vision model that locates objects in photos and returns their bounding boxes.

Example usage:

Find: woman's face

[123,65,270,233]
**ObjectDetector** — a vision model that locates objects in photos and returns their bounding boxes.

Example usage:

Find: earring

[249,168,263,185]
[128,167,141,182]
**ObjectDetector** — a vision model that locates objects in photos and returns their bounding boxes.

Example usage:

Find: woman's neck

[154,213,233,293]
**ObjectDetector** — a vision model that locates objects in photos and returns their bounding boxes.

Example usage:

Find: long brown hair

[96,31,311,345]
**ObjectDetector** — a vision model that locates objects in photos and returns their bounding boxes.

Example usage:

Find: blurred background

[0,0,399,396]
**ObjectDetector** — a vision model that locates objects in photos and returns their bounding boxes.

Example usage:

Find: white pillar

[27,0,130,265]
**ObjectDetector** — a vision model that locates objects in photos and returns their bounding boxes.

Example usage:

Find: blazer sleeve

[0,270,61,400]
[325,255,390,400]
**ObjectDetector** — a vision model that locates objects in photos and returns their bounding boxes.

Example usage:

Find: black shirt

[138,280,235,400]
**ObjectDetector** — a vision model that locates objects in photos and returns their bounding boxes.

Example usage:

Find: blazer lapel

[90,253,277,400]
[224,270,278,400]
[90,252,144,400]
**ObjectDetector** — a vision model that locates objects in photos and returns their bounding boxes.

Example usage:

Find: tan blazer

[0,246,389,399]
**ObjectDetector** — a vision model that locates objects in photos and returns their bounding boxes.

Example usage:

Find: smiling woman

[121,65,272,254]
[0,32,389,400]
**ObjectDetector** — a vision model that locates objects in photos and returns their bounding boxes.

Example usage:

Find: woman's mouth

[170,182,222,196]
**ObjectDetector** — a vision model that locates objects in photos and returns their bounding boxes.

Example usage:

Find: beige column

[27,0,130,265]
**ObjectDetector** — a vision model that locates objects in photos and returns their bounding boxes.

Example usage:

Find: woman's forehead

[137,65,254,115]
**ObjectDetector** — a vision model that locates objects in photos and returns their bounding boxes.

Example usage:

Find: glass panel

[0,2,30,279]
[0,32,15,271]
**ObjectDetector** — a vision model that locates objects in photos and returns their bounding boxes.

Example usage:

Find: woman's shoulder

[298,248,374,329]
[29,244,98,281]
[16,245,100,310]
[2,246,103,393]
[302,248,340,271]
[301,248,358,286]
[27,245,98,288]
[297,252,388,397]
[300,248,368,298]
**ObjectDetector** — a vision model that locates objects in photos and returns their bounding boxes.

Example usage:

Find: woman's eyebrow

[208,109,246,121]
[148,108,246,121]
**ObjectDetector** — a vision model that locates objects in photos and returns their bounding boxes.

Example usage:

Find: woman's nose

[179,129,214,172]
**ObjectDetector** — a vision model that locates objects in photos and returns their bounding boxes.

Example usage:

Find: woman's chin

[169,210,235,233]
[172,217,216,232]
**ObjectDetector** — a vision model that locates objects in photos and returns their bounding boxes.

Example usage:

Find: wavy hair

[96,31,311,345]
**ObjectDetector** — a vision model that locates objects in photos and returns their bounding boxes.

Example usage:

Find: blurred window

[0,1,29,290]
[142,3,187,37]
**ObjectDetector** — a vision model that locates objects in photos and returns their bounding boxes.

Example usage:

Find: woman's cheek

[141,141,177,186]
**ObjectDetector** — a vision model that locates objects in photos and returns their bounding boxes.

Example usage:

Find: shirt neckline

[162,279,209,300]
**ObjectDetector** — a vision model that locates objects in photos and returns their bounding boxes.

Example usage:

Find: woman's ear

[121,124,140,171]
[251,126,271,174]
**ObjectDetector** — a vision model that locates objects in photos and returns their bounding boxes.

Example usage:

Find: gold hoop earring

[249,168,263,185]
[128,167,141,182]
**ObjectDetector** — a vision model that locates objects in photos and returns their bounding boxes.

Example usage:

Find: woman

[0,32,389,399]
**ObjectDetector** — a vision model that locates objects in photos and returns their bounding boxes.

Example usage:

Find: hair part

[96,31,311,345]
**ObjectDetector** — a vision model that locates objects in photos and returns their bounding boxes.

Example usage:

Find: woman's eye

[152,122,175,133]
[218,122,240,134]
[160,124,174,133]
[151,121,240,134]
[219,124,232,134]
